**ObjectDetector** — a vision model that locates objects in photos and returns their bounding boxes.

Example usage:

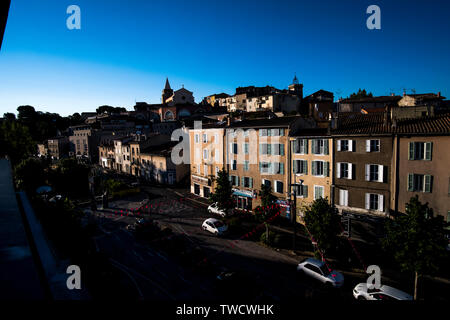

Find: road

[83,185,364,301]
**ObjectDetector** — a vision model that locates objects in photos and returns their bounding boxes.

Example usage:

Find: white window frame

[314,185,325,200]
[366,139,380,152]
[339,189,348,206]
[274,180,284,194]
[194,134,199,143]
[365,193,384,212]
[337,162,352,179]
[365,164,384,182]
[203,164,208,176]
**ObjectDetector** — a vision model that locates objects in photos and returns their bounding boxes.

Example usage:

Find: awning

[232,190,253,198]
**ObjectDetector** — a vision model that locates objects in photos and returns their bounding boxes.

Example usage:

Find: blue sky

[1,0,449,116]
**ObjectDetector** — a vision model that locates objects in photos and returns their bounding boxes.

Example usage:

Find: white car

[202,218,228,236]
[353,283,413,300]
[296,258,344,288]
[207,202,230,217]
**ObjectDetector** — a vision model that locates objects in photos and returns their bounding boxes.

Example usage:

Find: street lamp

[289,178,303,251]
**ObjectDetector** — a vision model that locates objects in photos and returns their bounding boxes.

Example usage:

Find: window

[293,160,308,174]
[311,139,329,155]
[203,134,207,143]
[262,179,271,188]
[243,130,249,137]
[259,162,271,174]
[203,164,208,176]
[243,143,249,154]
[339,189,348,206]
[314,186,324,200]
[244,160,249,171]
[275,181,284,194]
[215,166,219,177]
[293,139,308,154]
[231,160,237,170]
[230,143,238,154]
[294,184,308,197]
[196,166,200,174]
[259,143,270,155]
[230,175,239,186]
[408,142,433,160]
[272,144,285,156]
[242,177,253,188]
[214,134,219,144]
[203,149,208,159]
[366,139,380,152]
[337,162,352,179]
[365,193,384,211]
[273,162,284,174]
[312,161,329,176]
[194,134,199,143]
[215,148,220,162]
[365,164,385,182]
[337,139,354,152]
[260,128,285,137]
[408,174,433,193]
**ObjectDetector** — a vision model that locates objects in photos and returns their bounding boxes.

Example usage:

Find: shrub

[260,231,276,245]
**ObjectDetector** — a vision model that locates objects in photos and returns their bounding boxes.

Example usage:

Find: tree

[349,88,373,99]
[382,196,448,300]
[209,169,233,214]
[0,120,36,165]
[3,112,16,121]
[96,105,126,115]
[303,197,341,258]
[257,183,277,244]
[14,157,47,193]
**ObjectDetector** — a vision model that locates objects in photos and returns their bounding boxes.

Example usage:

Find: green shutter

[267,144,272,155]
[312,161,316,175]
[259,162,262,172]
[311,140,316,154]
[324,140,329,155]
[280,144,285,156]
[424,175,432,193]
[304,160,308,175]
[241,177,245,186]
[409,142,415,160]
[250,178,253,188]
[280,163,284,174]
[425,142,433,160]
[407,173,414,191]
[293,160,298,173]
[305,139,309,154]
[303,185,308,197]
[325,161,329,177]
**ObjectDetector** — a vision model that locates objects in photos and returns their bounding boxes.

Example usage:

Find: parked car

[208,202,232,217]
[353,283,413,300]
[202,218,228,235]
[296,258,344,288]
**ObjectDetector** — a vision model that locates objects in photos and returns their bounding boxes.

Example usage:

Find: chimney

[438,91,441,97]
[227,116,231,126]
[391,93,395,96]
[403,90,406,96]
[331,112,338,130]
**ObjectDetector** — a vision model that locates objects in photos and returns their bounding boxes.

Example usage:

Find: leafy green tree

[349,88,373,99]
[50,158,90,197]
[257,183,277,244]
[14,157,47,193]
[3,112,16,121]
[0,120,36,165]
[382,196,448,300]
[303,197,340,258]
[209,169,233,214]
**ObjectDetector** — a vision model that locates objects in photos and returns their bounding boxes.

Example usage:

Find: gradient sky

[1,0,450,116]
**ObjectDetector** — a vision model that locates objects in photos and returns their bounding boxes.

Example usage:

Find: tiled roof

[339,96,402,104]
[228,116,301,128]
[332,112,450,135]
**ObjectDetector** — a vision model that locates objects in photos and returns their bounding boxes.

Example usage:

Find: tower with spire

[162,77,174,104]
[288,73,303,98]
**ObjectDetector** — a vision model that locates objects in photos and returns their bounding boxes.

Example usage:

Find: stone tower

[288,74,303,98]
[162,78,174,104]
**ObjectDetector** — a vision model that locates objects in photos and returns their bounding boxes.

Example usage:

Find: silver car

[296,258,344,288]
[353,283,413,300]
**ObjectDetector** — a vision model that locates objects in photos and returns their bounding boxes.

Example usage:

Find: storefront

[191,174,211,198]
[232,188,256,211]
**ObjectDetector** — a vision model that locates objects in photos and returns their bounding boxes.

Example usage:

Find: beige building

[140,142,189,185]
[189,123,227,198]
[290,128,333,222]
[226,116,315,215]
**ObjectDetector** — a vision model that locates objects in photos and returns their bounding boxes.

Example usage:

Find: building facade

[290,128,333,222]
